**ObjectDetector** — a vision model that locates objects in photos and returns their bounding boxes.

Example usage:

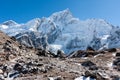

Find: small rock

[48,76,62,80]
[40,67,47,73]
[0,69,3,74]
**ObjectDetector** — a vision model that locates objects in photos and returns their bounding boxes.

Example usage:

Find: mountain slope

[0,29,120,80]
[0,9,118,54]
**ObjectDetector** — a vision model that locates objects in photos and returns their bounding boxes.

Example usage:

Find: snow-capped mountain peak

[0,9,119,54]
[2,20,18,26]
[49,9,73,24]
[50,8,72,18]
[25,18,41,31]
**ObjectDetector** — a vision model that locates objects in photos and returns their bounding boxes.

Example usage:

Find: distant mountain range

[0,9,120,54]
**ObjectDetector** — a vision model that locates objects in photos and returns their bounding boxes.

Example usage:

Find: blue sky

[0,0,120,26]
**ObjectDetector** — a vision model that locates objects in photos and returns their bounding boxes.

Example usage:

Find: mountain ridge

[0,9,119,54]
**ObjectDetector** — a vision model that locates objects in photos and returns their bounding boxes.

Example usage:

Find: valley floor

[9,50,120,80]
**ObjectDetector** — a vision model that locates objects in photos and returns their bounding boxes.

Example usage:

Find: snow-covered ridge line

[0,9,119,54]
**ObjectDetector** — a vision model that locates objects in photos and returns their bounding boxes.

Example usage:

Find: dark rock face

[15,31,47,49]
[113,58,120,65]
[96,72,109,80]
[113,58,120,71]
[68,50,86,58]
[84,51,99,57]
[15,25,61,50]
[84,71,109,80]
[13,63,23,72]
[68,50,99,58]
[89,65,98,70]
[10,36,16,41]
[107,48,117,52]
[36,49,55,57]
[81,61,96,67]
[108,28,120,49]
[89,35,102,51]
[84,71,96,78]
[116,52,120,57]
[36,49,47,56]
[30,68,39,74]
[87,46,95,51]
[56,50,66,58]
[66,37,84,49]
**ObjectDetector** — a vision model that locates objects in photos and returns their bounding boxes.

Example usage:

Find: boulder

[57,50,66,58]
[113,58,120,65]
[30,68,39,74]
[116,52,120,57]
[84,51,99,57]
[13,63,23,72]
[10,36,16,41]
[107,48,117,52]
[84,71,109,80]
[0,69,3,74]
[36,49,55,57]
[96,72,109,80]
[85,71,96,78]
[89,65,98,70]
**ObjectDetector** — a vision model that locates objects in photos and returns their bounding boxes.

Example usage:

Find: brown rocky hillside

[0,31,120,80]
